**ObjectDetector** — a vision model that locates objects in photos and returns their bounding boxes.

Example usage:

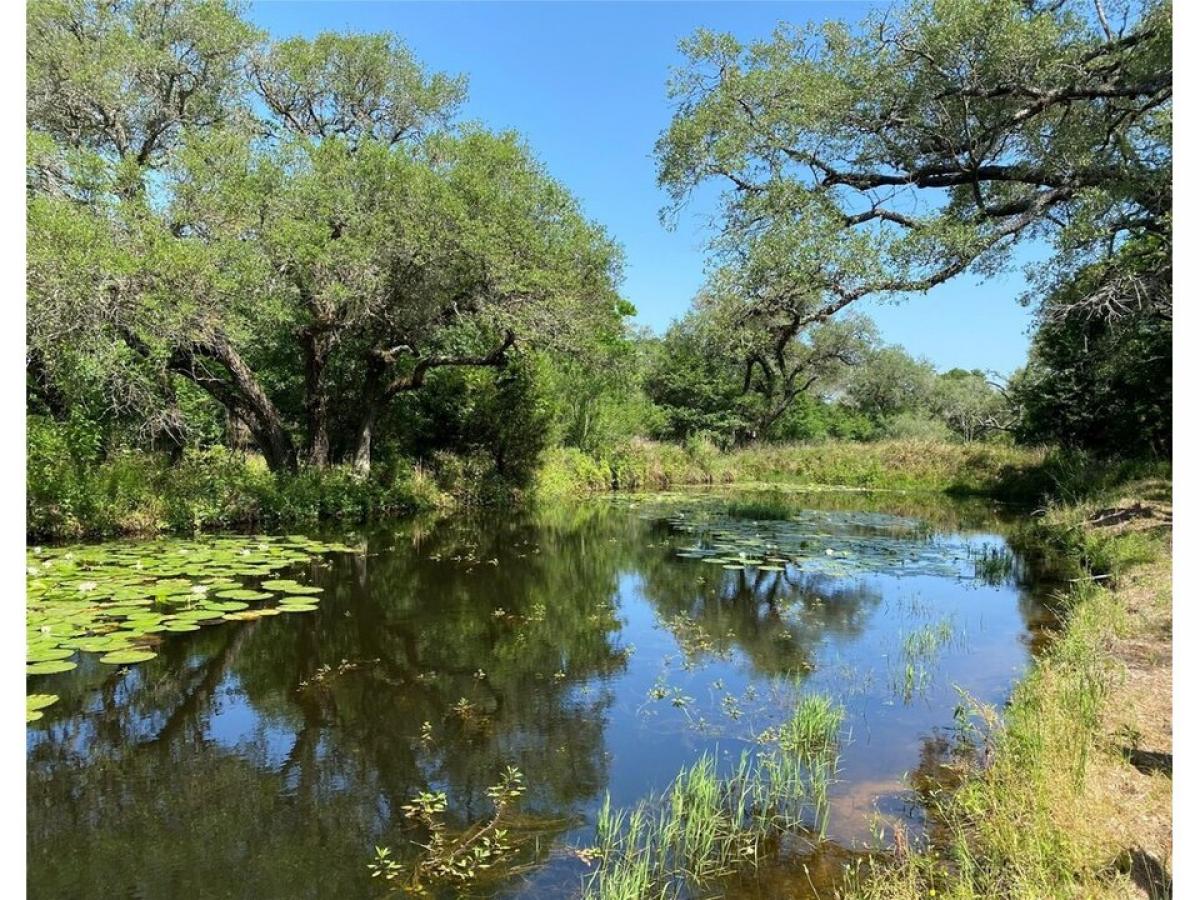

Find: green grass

[586,693,844,899]
[724,493,794,521]
[537,438,1050,499]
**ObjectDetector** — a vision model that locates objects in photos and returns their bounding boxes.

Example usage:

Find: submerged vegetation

[371,767,528,891]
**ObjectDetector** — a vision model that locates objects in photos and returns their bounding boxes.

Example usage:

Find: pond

[26,489,1055,898]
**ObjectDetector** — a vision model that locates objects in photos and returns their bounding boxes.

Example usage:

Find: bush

[536,447,612,498]
[26,416,445,539]
[882,412,955,442]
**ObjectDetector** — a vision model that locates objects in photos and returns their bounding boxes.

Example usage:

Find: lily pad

[98,649,158,665]
[27,660,77,675]
[27,692,58,712]
[26,646,75,663]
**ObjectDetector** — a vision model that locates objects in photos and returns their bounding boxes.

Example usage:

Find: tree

[845,346,938,424]
[27,1,624,475]
[545,321,662,456]
[656,0,1170,348]
[931,369,1011,442]
[1012,241,1170,455]
[645,296,875,445]
[694,274,878,440]
[645,312,747,446]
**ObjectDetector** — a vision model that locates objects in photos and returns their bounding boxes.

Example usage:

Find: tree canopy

[657,0,1170,336]
[28,0,625,474]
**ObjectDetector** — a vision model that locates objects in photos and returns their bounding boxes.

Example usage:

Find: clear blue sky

[248,1,1038,376]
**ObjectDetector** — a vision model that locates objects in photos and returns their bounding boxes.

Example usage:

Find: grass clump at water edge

[585,694,845,899]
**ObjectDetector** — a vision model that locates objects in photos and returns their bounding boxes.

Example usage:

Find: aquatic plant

[725,494,793,521]
[26,693,58,723]
[890,620,956,703]
[25,535,353,716]
[371,766,527,891]
[972,544,1018,585]
[664,503,968,581]
[586,693,846,898]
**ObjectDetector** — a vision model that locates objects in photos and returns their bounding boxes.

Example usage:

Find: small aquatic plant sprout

[586,693,846,898]
[890,620,956,703]
[971,543,1018,584]
[373,766,526,891]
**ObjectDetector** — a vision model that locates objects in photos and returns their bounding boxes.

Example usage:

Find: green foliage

[845,347,938,423]
[27,416,443,539]
[657,0,1170,333]
[1013,248,1171,456]
[27,0,625,476]
[644,313,747,446]
[546,327,663,455]
[882,412,956,443]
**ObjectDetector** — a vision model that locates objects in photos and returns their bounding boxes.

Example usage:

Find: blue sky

[248,1,1039,376]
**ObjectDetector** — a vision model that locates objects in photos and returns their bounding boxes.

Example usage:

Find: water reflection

[28,492,1050,899]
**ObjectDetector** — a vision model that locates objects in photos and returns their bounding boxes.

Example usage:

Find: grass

[537,438,1053,500]
[725,493,794,521]
[844,475,1172,900]
[888,620,956,703]
[970,544,1017,584]
[586,693,844,899]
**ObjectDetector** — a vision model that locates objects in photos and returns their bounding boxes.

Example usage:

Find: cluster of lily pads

[665,507,976,580]
[26,535,355,721]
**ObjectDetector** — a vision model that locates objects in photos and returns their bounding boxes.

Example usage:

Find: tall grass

[725,493,794,521]
[538,439,1048,499]
[586,694,845,899]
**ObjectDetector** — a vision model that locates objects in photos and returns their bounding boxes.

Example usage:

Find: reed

[586,693,845,899]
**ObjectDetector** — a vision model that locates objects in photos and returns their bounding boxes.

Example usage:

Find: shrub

[26,416,444,540]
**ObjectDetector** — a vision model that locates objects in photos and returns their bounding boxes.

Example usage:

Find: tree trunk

[351,402,379,476]
[165,331,298,473]
[348,331,519,476]
[351,356,386,476]
[301,326,333,468]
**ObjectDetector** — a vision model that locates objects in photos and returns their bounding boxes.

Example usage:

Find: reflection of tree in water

[27,505,638,899]
[633,523,882,676]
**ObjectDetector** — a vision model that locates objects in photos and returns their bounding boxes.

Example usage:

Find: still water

[27,490,1052,898]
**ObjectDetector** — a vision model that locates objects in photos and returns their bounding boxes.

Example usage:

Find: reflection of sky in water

[27,494,1050,899]
[206,674,298,771]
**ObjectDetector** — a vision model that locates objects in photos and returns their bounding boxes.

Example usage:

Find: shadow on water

[27,490,1056,898]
